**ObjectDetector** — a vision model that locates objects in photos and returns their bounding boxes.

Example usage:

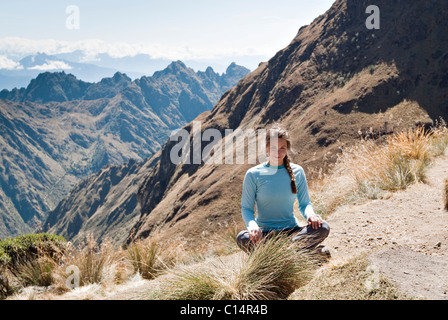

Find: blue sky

[0,0,335,70]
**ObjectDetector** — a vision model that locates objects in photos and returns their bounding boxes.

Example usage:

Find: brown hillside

[132,0,448,249]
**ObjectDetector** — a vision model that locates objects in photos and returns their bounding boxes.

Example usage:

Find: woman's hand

[249,229,262,244]
[308,215,322,230]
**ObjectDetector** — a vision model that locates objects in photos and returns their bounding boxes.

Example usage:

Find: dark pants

[236,221,330,253]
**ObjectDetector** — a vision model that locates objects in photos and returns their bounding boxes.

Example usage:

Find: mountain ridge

[0,61,250,239]
[0,52,125,91]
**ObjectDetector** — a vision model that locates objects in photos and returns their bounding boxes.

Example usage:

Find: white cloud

[0,37,272,63]
[28,59,72,71]
[0,54,23,70]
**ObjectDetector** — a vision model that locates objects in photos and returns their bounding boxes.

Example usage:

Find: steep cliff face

[131,0,448,249]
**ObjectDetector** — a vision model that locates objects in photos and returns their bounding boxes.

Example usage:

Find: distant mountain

[44,0,448,249]
[0,52,258,91]
[0,61,250,239]
[53,51,264,77]
[1,71,131,103]
[1,60,250,125]
[0,53,123,90]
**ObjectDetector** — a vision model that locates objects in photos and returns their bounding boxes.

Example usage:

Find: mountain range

[0,61,250,239]
[42,0,448,249]
[0,53,128,91]
[0,51,263,91]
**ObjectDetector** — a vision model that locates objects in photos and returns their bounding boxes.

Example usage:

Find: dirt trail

[324,150,448,299]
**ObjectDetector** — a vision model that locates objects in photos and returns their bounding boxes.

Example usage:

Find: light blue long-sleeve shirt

[241,162,316,231]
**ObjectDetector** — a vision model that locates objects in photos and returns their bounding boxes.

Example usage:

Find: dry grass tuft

[56,236,126,288]
[290,254,409,300]
[126,237,184,280]
[348,126,432,193]
[159,235,318,300]
[310,125,448,215]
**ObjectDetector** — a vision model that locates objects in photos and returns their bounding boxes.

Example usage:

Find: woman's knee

[236,230,251,246]
[321,220,330,232]
[320,220,330,238]
[236,230,252,252]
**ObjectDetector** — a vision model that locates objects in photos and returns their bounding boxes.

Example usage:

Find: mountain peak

[205,66,215,75]
[151,60,193,79]
[33,71,75,82]
[167,60,188,71]
[22,71,89,103]
[224,62,250,78]
[19,52,54,68]
[112,72,132,82]
[98,71,132,86]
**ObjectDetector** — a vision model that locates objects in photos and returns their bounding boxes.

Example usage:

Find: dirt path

[324,150,448,299]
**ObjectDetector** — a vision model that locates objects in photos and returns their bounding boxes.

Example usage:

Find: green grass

[0,233,66,298]
[0,233,66,270]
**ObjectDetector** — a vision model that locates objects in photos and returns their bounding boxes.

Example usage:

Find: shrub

[0,233,66,293]
[309,125,448,214]
[429,118,448,157]
[0,233,66,273]
[126,236,186,280]
[355,126,432,192]
[0,267,14,299]
[387,126,432,162]
[14,254,57,287]
[226,235,317,300]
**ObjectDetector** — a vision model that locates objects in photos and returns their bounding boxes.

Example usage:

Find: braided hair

[266,126,298,194]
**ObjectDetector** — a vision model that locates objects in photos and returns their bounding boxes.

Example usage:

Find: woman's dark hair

[266,125,297,194]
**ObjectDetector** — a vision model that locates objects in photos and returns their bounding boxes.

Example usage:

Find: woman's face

[266,137,288,165]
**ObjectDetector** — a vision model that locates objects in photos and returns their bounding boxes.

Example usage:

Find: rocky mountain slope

[0,62,250,239]
[131,0,448,248]
[45,0,448,248]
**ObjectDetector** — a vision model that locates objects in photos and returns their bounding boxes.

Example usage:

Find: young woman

[236,125,330,256]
